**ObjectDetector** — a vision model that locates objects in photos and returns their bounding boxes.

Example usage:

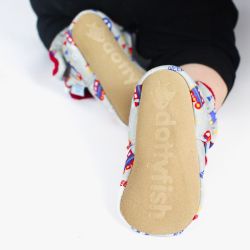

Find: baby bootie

[49,9,144,124]
[120,65,217,236]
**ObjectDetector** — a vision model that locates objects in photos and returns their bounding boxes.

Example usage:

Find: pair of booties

[49,10,217,236]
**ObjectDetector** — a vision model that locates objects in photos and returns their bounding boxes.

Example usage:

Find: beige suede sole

[72,13,144,124]
[120,70,201,235]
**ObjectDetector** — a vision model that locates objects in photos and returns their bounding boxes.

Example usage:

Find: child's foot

[72,11,144,124]
[120,65,217,236]
[49,10,144,124]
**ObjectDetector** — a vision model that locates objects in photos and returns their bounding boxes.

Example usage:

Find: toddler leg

[119,0,240,235]
[135,0,240,109]
[181,64,228,110]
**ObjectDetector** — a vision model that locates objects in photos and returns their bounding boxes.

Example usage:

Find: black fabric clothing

[30,0,240,93]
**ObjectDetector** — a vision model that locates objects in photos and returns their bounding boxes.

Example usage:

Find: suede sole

[120,70,201,235]
[72,13,144,124]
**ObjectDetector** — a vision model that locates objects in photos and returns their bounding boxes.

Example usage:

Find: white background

[0,0,249,249]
